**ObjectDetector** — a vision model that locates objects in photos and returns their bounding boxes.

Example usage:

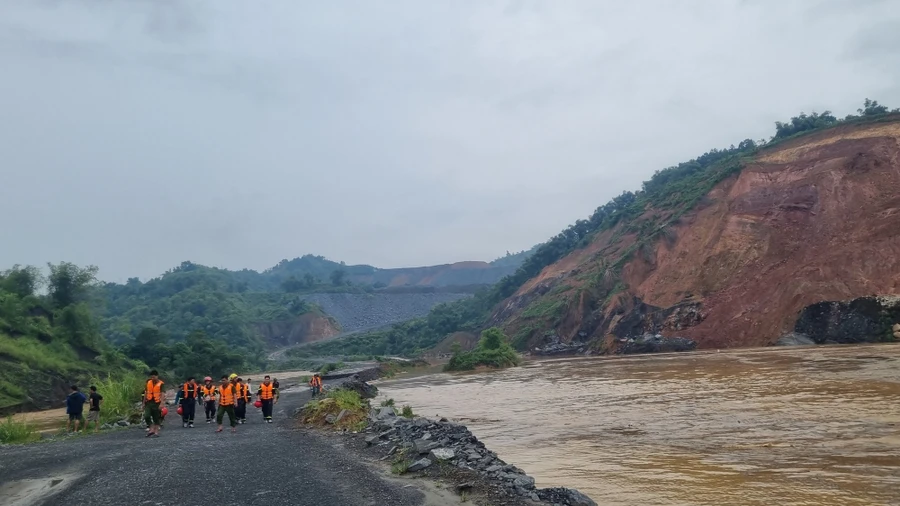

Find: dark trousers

[216,404,236,427]
[261,399,274,420]
[235,399,247,420]
[204,400,216,420]
[181,398,196,423]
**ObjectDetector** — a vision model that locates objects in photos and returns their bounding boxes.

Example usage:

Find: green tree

[303,273,316,288]
[330,269,347,286]
[0,265,43,298]
[48,262,98,308]
[479,327,504,350]
[859,98,889,116]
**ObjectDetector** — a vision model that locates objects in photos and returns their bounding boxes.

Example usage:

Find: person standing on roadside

[65,385,87,433]
[180,377,199,428]
[200,376,217,424]
[256,375,279,423]
[143,369,165,438]
[234,377,250,424]
[216,375,238,433]
[87,385,103,433]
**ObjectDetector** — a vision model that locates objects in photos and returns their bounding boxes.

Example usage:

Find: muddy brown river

[376,345,900,505]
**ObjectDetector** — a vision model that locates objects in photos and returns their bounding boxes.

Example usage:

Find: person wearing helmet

[234,377,250,424]
[200,376,217,424]
[179,376,199,428]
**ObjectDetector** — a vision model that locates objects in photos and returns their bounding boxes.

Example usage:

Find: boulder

[335,409,351,424]
[407,458,433,472]
[116,420,129,427]
[414,439,440,455]
[324,414,337,424]
[429,448,455,461]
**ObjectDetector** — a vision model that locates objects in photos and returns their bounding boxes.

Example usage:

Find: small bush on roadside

[302,388,369,429]
[380,398,395,407]
[0,416,39,444]
[401,405,414,418]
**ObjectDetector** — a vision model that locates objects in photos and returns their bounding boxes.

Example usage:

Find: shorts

[68,412,84,421]
[87,411,100,422]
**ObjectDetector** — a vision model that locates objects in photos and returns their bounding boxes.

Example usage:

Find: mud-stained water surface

[376,345,900,505]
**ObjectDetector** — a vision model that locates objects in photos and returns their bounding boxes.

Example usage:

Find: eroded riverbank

[375,345,900,505]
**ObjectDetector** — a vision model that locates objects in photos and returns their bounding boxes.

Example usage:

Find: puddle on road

[0,473,81,506]
[377,344,900,505]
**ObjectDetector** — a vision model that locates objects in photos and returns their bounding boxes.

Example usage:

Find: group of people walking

[142,370,280,437]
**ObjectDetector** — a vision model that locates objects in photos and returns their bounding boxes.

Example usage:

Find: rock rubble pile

[365,407,596,506]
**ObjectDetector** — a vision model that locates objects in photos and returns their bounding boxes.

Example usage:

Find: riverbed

[375,345,900,505]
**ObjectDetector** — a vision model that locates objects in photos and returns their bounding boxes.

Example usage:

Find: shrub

[0,416,39,444]
[380,398,395,407]
[445,327,521,372]
[401,405,414,418]
[89,372,145,424]
[302,388,369,429]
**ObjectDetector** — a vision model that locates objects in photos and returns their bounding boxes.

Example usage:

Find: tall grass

[88,372,145,424]
[0,416,39,444]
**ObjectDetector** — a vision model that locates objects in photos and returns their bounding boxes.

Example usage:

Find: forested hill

[0,264,140,413]
[95,251,535,360]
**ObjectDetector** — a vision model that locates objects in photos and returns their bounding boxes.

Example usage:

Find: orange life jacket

[201,385,217,400]
[219,384,236,406]
[259,383,275,400]
[182,382,197,398]
[309,376,322,387]
[236,383,250,401]
[145,379,163,403]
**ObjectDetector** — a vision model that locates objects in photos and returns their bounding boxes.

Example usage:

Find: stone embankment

[364,407,596,506]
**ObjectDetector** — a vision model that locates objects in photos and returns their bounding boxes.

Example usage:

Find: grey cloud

[1,0,899,282]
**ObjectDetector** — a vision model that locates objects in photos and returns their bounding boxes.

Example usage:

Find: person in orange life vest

[309,373,323,397]
[256,375,279,423]
[179,376,199,428]
[234,377,251,424]
[200,376,217,423]
[143,369,165,438]
[216,375,238,433]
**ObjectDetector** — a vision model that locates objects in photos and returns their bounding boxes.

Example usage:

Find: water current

[376,345,900,505]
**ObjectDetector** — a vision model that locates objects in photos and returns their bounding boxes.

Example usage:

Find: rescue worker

[309,373,323,397]
[143,369,165,438]
[256,375,279,423]
[180,376,199,428]
[235,377,250,424]
[216,375,238,433]
[200,376,217,423]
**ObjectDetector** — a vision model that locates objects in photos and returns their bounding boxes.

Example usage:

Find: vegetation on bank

[88,372,146,424]
[0,417,40,444]
[0,263,142,413]
[297,100,900,358]
[445,328,520,371]
[301,389,369,431]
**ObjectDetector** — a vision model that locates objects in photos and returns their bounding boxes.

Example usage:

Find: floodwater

[376,345,900,506]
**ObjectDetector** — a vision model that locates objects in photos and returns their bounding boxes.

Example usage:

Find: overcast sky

[1,0,898,282]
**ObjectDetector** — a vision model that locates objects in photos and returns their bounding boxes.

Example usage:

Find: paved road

[0,387,425,506]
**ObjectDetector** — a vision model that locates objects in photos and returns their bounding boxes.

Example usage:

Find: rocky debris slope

[615,334,697,354]
[793,295,900,344]
[365,408,596,506]
[302,293,470,333]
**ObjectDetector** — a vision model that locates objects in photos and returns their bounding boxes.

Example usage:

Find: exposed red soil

[498,120,900,349]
